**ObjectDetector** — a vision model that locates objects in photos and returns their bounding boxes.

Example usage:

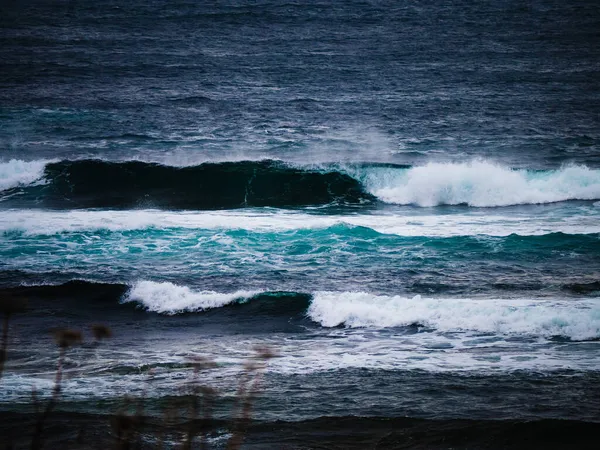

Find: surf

[2,158,600,209]
[124,281,600,340]
[354,160,600,207]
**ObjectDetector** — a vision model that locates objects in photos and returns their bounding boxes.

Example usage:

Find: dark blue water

[1,0,599,432]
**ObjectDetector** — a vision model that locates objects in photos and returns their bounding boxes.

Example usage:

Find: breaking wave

[0,159,48,191]
[123,281,311,316]
[356,161,600,207]
[125,281,600,340]
[308,292,600,341]
[123,280,260,313]
[3,279,599,340]
[0,159,372,209]
[2,159,600,209]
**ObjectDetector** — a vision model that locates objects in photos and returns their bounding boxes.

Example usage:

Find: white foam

[0,159,47,191]
[2,208,599,237]
[308,292,600,341]
[123,280,258,314]
[124,282,600,340]
[358,161,600,207]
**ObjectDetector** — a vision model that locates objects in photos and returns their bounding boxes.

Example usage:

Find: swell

[0,159,373,209]
[2,159,600,209]
[0,280,130,306]
[231,416,600,449]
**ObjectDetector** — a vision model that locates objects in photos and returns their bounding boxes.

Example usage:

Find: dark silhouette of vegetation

[183,356,217,450]
[227,346,276,450]
[0,310,274,449]
[31,328,83,450]
[0,295,27,379]
[91,324,113,342]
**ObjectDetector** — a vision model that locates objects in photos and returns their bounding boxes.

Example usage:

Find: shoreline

[0,411,598,449]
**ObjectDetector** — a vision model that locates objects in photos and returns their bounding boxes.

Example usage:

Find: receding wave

[2,159,600,209]
[0,159,373,209]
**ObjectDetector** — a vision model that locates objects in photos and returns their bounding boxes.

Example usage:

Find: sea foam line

[2,209,600,237]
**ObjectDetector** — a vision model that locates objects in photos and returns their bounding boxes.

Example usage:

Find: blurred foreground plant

[227,346,276,450]
[182,356,218,450]
[31,328,84,449]
[1,313,276,449]
[0,295,27,379]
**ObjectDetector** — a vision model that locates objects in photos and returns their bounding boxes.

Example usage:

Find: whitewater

[123,280,600,341]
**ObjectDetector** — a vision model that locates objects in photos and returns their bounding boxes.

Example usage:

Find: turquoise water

[1,0,599,428]
[2,220,600,295]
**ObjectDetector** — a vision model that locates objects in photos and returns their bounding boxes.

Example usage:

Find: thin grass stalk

[0,313,10,379]
[180,356,217,450]
[31,346,66,450]
[227,369,265,450]
[0,296,27,379]
[182,389,199,450]
[31,329,81,450]
[227,347,274,450]
[199,388,215,450]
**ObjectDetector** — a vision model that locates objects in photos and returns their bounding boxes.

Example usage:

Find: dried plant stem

[114,372,151,450]
[0,295,27,379]
[227,353,271,450]
[182,391,199,450]
[0,313,10,379]
[199,390,214,450]
[182,386,214,450]
[31,346,66,450]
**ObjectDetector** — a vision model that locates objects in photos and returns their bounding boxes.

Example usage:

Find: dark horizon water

[1,0,600,447]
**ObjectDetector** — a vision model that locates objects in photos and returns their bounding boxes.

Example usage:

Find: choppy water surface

[1,0,599,429]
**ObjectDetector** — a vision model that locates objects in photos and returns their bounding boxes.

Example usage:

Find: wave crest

[15,159,373,209]
[3,158,600,209]
[123,281,259,314]
[0,159,48,191]
[6,279,599,340]
[360,161,600,207]
[308,292,600,340]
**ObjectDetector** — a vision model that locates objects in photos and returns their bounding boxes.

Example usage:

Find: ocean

[1,0,599,448]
